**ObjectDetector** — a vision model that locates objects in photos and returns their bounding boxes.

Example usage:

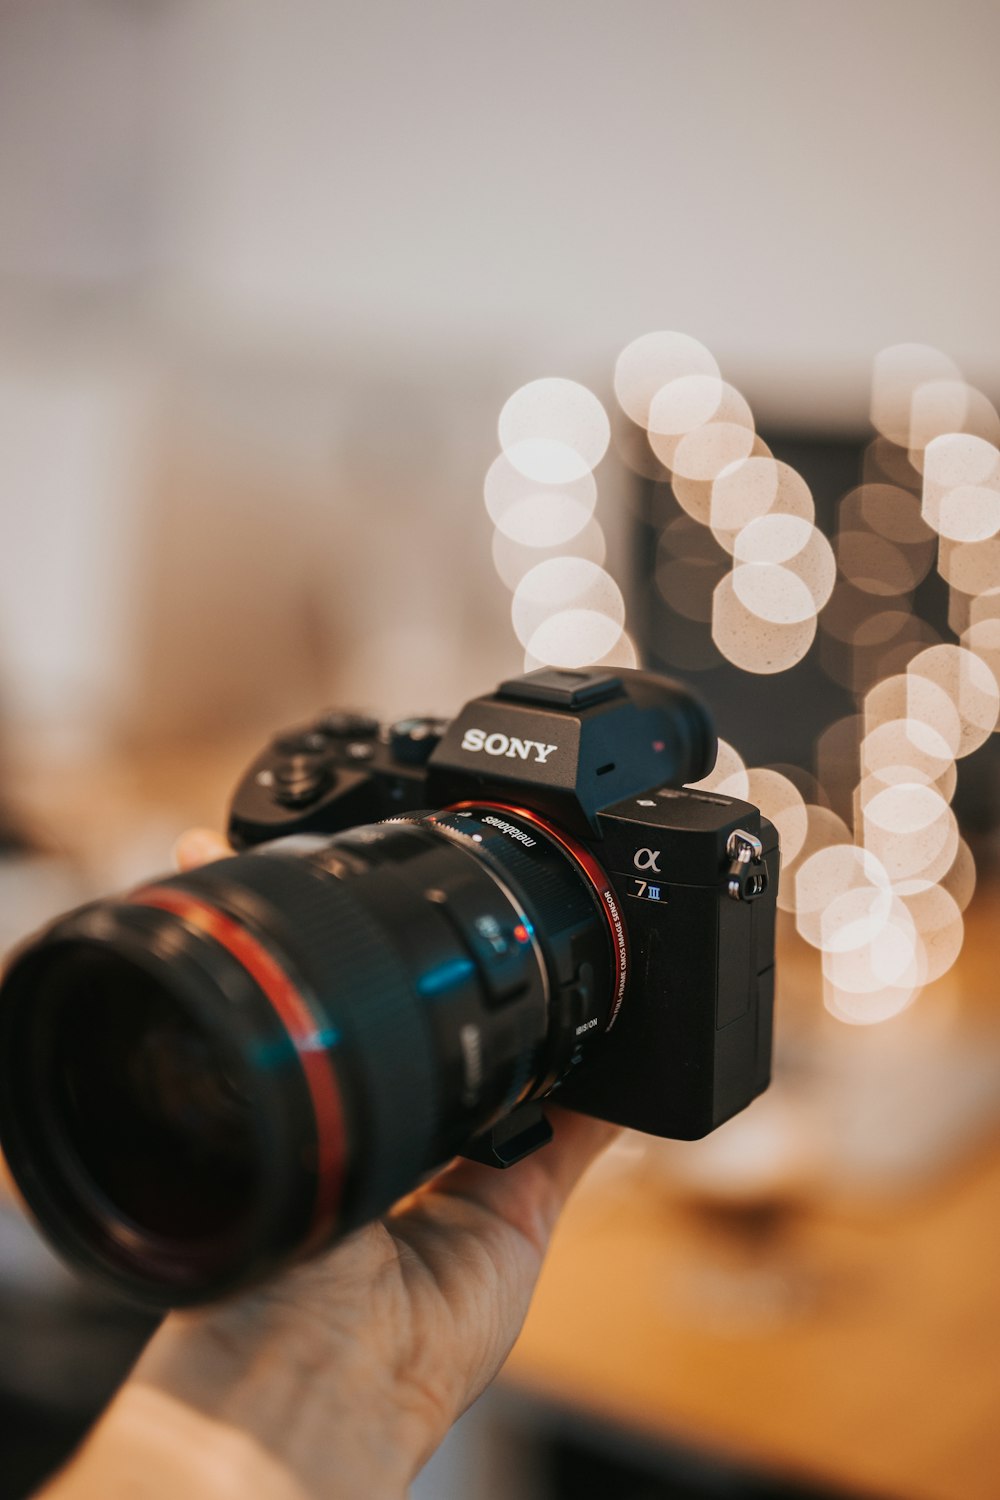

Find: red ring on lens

[129,888,346,1248]
[441,802,628,1029]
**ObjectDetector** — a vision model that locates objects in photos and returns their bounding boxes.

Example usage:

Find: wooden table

[505,890,1000,1500]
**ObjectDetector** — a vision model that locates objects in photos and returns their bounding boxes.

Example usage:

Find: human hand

[45,830,618,1500]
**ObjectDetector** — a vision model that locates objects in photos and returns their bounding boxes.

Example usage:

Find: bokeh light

[731,563,815,626]
[860,716,956,796]
[613,331,720,428]
[820,584,899,645]
[864,671,963,758]
[835,529,931,595]
[899,884,964,984]
[870,343,963,448]
[922,433,1000,539]
[484,453,597,547]
[907,643,1000,755]
[687,738,748,799]
[733,515,836,620]
[669,471,714,527]
[938,534,1000,595]
[491,333,998,1029]
[907,379,972,457]
[864,434,925,492]
[525,627,640,674]
[923,431,1000,489]
[934,485,1000,544]
[794,844,891,952]
[611,409,672,481]
[823,975,921,1026]
[511,556,625,651]
[861,780,958,885]
[647,373,725,438]
[490,516,607,592]
[802,341,1000,1020]
[523,609,628,670]
[743,767,808,865]
[711,572,817,673]
[908,381,1000,471]
[655,517,726,622]
[940,836,977,911]
[490,374,624,678]
[961,618,1000,703]
[821,893,925,1017]
[499,378,610,484]
[710,457,814,553]
[655,416,755,482]
[846,482,932,545]
[971,588,1000,626]
[776,805,852,914]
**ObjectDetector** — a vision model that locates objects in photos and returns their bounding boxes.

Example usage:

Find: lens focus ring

[176,853,441,1231]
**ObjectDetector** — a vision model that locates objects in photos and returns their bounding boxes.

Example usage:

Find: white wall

[3,0,998,423]
[1,0,998,745]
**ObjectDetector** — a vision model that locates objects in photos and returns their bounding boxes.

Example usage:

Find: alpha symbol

[633,847,661,872]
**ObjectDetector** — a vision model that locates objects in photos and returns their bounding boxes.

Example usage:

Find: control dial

[390,717,449,766]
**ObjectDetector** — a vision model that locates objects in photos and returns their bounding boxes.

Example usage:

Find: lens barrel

[0,806,616,1306]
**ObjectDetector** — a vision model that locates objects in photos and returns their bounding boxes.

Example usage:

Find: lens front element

[0,805,618,1304]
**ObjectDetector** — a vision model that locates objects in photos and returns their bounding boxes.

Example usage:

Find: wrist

[43,1384,308,1500]
[89,1301,425,1500]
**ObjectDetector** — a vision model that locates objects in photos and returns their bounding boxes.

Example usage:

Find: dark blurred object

[0,796,31,857]
[0,1198,156,1500]
[0,779,156,1500]
[541,1420,895,1500]
[632,431,1000,832]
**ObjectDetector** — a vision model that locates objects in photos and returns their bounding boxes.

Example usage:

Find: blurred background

[2,2,1000,1497]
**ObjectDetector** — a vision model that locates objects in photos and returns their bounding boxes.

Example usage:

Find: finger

[386,1107,620,1439]
[417,1107,619,1257]
[173,827,231,872]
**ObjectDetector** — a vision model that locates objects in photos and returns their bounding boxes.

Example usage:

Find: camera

[0,668,777,1306]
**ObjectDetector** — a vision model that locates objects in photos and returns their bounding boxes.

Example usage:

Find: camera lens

[0,806,620,1305]
[46,948,257,1241]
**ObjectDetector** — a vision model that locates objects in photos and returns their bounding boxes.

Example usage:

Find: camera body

[0,666,780,1306]
[230,667,778,1142]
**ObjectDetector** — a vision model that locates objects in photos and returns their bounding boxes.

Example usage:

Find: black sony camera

[0,668,777,1307]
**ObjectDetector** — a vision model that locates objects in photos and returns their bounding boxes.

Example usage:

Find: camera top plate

[229,668,716,848]
[427,668,714,839]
